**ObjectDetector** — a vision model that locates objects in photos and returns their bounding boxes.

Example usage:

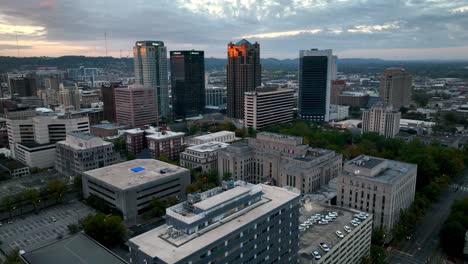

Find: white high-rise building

[362,103,401,138]
[298,49,336,122]
[133,41,169,118]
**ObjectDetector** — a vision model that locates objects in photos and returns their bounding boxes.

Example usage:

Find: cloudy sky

[0,0,468,59]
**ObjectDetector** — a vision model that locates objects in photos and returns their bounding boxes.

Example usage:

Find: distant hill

[0,56,467,78]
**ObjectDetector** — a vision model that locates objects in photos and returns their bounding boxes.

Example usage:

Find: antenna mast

[104,32,108,57]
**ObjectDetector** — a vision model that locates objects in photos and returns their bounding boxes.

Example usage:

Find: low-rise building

[180,141,228,173]
[362,104,401,138]
[337,92,369,108]
[82,159,190,226]
[128,181,301,264]
[55,132,120,177]
[299,202,372,264]
[329,104,349,121]
[337,155,417,231]
[90,123,127,138]
[187,130,236,146]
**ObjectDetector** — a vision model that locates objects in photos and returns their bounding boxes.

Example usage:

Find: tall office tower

[128,181,301,264]
[337,155,417,232]
[59,81,81,111]
[8,73,37,97]
[244,87,295,130]
[226,39,261,119]
[298,49,335,122]
[362,103,401,138]
[379,67,412,110]
[170,50,205,119]
[115,85,158,128]
[101,82,121,122]
[133,41,169,118]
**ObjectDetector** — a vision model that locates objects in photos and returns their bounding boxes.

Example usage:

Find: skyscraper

[298,49,336,122]
[379,67,412,110]
[170,50,205,119]
[101,82,121,122]
[227,39,261,119]
[59,81,80,111]
[115,85,158,128]
[8,73,37,97]
[133,41,169,118]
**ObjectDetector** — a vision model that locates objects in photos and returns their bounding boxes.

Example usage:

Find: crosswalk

[449,184,468,192]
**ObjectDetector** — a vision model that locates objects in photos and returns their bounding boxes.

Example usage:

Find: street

[385,172,468,264]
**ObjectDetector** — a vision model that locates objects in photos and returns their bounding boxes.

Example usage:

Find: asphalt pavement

[385,172,468,264]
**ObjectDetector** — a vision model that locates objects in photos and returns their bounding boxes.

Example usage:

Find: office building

[337,155,417,231]
[55,132,120,177]
[227,39,261,119]
[330,80,346,105]
[329,104,350,121]
[205,87,227,109]
[379,68,412,110]
[80,90,100,108]
[298,49,336,122]
[8,73,37,97]
[187,130,236,146]
[244,87,294,130]
[115,85,158,128]
[91,123,127,138]
[134,41,169,118]
[83,159,190,226]
[362,104,401,138]
[170,50,205,119]
[6,114,90,168]
[101,82,122,122]
[59,81,81,111]
[128,181,301,264]
[337,92,369,108]
[180,141,228,173]
[218,132,342,193]
[299,202,372,264]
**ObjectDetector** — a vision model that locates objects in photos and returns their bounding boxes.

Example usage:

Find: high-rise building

[337,155,417,232]
[362,103,401,138]
[218,132,342,193]
[8,73,37,97]
[59,81,81,111]
[298,49,336,122]
[55,132,120,177]
[170,50,205,119]
[128,181,301,264]
[115,85,158,128]
[330,80,346,105]
[227,39,261,119]
[205,87,227,110]
[244,87,295,130]
[133,41,169,118]
[379,68,412,110]
[101,82,121,122]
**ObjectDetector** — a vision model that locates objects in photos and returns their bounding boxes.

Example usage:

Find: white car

[320,243,330,252]
[350,220,358,227]
[312,251,321,260]
[353,218,361,224]
[335,230,344,238]
[344,225,352,233]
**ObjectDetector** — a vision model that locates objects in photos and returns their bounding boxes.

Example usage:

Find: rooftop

[84,159,189,190]
[185,141,229,152]
[129,184,300,263]
[146,130,185,140]
[21,233,127,264]
[92,123,127,130]
[192,131,235,141]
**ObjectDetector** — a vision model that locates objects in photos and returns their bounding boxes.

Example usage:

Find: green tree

[4,248,22,264]
[142,197,167,220]
[370,245,385,264]
[67,223,82,234]
[47,179,66,203]
[1,196,15,218]
[222,172,232,181]
[412,90,430,107]
[186,183,199,194]
[22,189,40,211]
[83,213,126,247]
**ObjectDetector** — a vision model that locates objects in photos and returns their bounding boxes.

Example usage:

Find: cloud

[0,23,46,36]
[452,5,468,13]
[347,21,401,33]
[0,44,33,50]
[241,29,322,39]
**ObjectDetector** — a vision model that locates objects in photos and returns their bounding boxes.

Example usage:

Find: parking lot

[0,200,94,254]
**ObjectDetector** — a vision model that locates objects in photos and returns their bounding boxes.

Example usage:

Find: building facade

[218,132,342,193]
[227,39,261,119]
[8,73,36,97]
[244,87,295,130]
[124,127,185,160]
[170,50,205,119]
[128,181,301,264]
[115,85,158,128]
[187,130,236,146]
[337,155,417,231]
[362,104,401,138]
[379,68,412,110]
[134,41,169,118]
[59,81,81,111]
[205,87,226,109]
[179,141,228,173]
[55,132,120,177]
[298,49,336,122]
[331,80,346,105]
[337,92,369,108]
[101,82,121,122]
[83,159,190,226]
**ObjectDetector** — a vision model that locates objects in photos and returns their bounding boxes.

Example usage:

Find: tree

[222,172,232,181]
[142,197,167,220]
[188,124,200,135]
[412,90,430,107]
[370,245,385,264]
[1,196,15,218]
[83,213,126,247]
[186,183,198,194]
[67,223,82,234]
[47,179,66,203]
[440,221,465,256]
[22,189,40,211]
[4,248,22,264]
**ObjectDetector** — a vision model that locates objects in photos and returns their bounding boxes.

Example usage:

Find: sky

[0,0,468,60]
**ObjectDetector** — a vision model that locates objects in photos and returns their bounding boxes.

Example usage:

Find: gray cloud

[0,44,33,50]
[0,0,467,59]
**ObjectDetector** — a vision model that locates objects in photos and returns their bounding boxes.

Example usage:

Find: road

[385,172,468,264]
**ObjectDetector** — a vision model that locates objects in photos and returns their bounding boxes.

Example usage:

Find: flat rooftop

[92,123,127,129]
[21,233,127,264]
[129,185,300,263]
[186,141,229,152]
[84,159,189,190]
[192,131,235,141]
[146,131,185,140]
[194,186,251,211]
